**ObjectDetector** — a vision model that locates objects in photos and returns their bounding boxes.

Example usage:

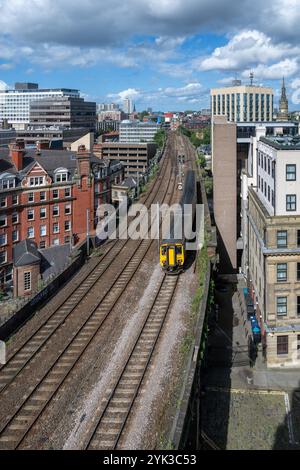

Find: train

[159,169,197,274]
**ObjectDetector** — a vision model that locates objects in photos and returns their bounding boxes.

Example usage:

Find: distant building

[0,129,17,148]
[29,96,96,130]
[277,78,289,122]
[16,127,91,148]
[97,103,120,112]
[123,98,134,114]
[211,82,274,122]
[0,83,80,130]
[95,142,156,177]
[119,120,160,143]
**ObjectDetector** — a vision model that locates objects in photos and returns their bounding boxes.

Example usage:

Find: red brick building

[0,142,123,290]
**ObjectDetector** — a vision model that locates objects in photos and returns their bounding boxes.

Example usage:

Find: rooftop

[260,135,300,150]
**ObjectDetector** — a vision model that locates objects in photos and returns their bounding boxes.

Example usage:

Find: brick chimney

[77,145,91,178]
[9,142,24,171]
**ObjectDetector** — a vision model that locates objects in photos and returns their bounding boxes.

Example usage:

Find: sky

[0,0,300,111]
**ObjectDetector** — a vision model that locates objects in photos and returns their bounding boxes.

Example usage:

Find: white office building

[211,82,274,122]
[123,98,134,115]
[0,83,80,130]
[119,120,160,143]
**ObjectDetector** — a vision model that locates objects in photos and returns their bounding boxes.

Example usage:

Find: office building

[95,142,156,177]
[0,83,80,130]
[29,96,96,130]
[119,120,159,143]
[211,82,274,122]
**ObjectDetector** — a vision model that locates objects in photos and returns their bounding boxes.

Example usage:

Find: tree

[153,129,166,149]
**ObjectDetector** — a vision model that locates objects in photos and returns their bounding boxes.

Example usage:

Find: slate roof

[13,240,41,267]
[0,148,122,185]
[40,244,71,280]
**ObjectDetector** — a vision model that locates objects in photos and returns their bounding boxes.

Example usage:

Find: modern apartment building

[119,120,160,143]
[94,142,156,177]
[0,143,124,291]
[0,83,80,130]
[246,135,300,367]
[29,96,96,130]
[211,83,274,122]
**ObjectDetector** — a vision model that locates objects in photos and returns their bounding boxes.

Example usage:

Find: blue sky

[0,0,300,111]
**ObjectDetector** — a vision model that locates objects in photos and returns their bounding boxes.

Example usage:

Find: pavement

[201,278,300,450]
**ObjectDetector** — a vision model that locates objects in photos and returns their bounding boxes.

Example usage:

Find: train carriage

[160,170,196,274]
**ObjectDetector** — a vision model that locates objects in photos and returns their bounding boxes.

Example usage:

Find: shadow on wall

[216,227,237,275]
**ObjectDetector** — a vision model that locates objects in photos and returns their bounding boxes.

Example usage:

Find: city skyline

[0,0,300,111]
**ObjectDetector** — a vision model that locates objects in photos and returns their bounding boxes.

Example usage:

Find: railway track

[0,133,181,450]
[86,274,178,450]
[0,136,173,391]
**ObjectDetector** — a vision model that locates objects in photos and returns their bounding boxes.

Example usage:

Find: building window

[0,215,7,228]
[27,209,34,221]
[64,220,71,231]
[52,238,60,246]
[12,194,18,205]
[40,207,46,219]
[277,263,287,282]
[64,204,71,215]
[29,176,44,187]
[297,263,300,281]
[286,164,296,181]
[55,172,68,183]
[276,297,287,316]
[0,233,7,246]
[268,186,270,202]
[277,336,288,355]
[53,206,59,217]
[53,223,59,234]
[298,230,300,248]
[277,230,287,248]
[286,194,296,211]
[0,251,7,264]
[0,197,7,208]
[53,189,59,199]
[27,227,34,238]
[65,187,71,198]
[28,192,34,203]
[12,212,18,224]
[40,191,46,201]
[268,159,270,175]
[40,225,47,236]
[24,271,31,291]
[64,236,70,244]
[12,230,18,243]
[297,297,300,316]
[271,190,275,207]
[40,241,46,249]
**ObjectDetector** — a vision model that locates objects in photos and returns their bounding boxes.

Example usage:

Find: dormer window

[54,168,69,183]
[0,173,16,190]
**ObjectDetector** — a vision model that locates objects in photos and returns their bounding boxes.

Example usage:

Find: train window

[175,246,182,254]
[161,246,167,255]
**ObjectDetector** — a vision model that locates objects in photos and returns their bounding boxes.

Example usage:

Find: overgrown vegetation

[153,129,166,149]
[192,244,209,315]
[179,125,211,147]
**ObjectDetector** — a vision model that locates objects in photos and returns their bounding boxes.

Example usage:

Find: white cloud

[198,30,300,72]
[241,59,299,80]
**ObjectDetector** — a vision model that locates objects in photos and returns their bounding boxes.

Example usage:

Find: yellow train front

[160,242,185,274]
[159,170,196,274]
